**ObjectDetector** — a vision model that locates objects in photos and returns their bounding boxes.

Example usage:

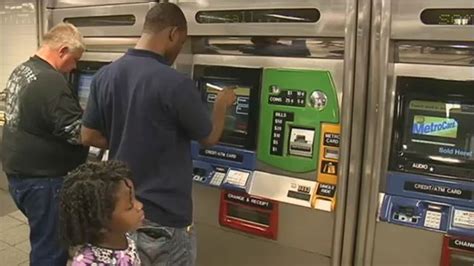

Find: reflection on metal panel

[47,3,154,37]
[396,42,474,66]
[394,64,474,81]
[192,37,344,59]
[81,37,139,52]
[64,15,136,27]
[178,0,346,37]
[391,0,474,41]
[195,8,321,24]
[46,0,156,9]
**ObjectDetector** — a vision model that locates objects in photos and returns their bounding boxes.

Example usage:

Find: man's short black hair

[143,3,187,33]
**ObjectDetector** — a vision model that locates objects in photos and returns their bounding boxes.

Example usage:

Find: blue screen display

[77,73,94,109]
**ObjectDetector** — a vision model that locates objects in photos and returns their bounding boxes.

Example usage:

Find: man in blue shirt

[81,3,235,265]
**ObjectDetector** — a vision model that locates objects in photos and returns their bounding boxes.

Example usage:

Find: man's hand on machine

[215,86,237,108]
[199,87,237,147]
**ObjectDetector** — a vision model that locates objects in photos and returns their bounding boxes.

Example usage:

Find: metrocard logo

[412,115,458,138]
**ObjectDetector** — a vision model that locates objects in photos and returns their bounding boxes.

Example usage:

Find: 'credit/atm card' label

[403,181,472,200]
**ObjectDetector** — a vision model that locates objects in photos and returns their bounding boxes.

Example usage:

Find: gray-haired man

[2,22,89,266]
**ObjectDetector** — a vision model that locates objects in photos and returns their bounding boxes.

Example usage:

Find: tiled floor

[0,188,17,216]
[0,166,31,265]
[0,189,74,266]
[0,129,31,265]
[0,171,70,265]
[0,152,18,217]
[0,207,30,266]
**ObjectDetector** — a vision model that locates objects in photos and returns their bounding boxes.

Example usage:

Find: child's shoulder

[71,238,140,266]
[71,245,98,265]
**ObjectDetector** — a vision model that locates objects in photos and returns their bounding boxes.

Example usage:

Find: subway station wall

[0,0,38,90]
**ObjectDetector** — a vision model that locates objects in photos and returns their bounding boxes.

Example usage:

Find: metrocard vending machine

[191,66,340,207]
[44,1,158,161]
[190,65,341,237]
[175,1,358,264]
[70,61,110,160]
[191,66,261,192]
[351,0,474,265]
[379,77,474,236]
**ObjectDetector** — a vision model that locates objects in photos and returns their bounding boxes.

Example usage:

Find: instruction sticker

[452,209,474,229]
[320,160,338,175]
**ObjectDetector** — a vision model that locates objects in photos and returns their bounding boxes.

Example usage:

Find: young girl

[59,161,145,266]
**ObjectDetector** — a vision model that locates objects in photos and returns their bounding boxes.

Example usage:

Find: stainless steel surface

[178,0,346,37]
[191,37,345,59]
[249,171,317,208]
[37,0,44,46]
[336,0,373,264]
[47,3,156,37]
[190,54,344,108]
[46,0,156,9]
[193,184,335,260]
[356,0,474,264]
[80,52,123,62]
[372,222,444,266]
[195,222,331,266]
[396,42,474,66]
[82,37,138,52]
[174,39,193,75]
[394,63,474,80]
[331,0,358,263]
[391,0,474,41]
[356,0,393,265]
[44,6,52,38]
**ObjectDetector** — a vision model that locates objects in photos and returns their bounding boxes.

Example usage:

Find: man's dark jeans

[7,174,68,266]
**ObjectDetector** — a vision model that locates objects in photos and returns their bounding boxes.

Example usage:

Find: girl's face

[109,179,144,233]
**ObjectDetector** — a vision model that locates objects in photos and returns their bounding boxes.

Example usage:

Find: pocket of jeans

[138,226,175,240]
[53,181,64,199]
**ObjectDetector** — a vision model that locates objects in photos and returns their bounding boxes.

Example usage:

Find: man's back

[80,4,238,265]
[2,56,87,176]
[83,49,212,227]
[2,22,88,266]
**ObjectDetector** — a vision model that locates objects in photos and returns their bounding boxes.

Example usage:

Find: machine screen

[392,76,474,179]
[204,81,251,148]
[77,73,94,109]
[421,9,474,26]
[401,100,474,164]
[227,204,270,226]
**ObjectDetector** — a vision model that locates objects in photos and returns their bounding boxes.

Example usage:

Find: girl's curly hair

[59,160,132,246]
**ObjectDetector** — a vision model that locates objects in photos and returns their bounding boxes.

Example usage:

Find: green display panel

[257,68,339,173]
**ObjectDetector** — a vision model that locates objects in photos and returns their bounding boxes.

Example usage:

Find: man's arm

[81,126,108,149]
[199,89,236,147]
[46,77,84,145]
[174,79,235,147]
